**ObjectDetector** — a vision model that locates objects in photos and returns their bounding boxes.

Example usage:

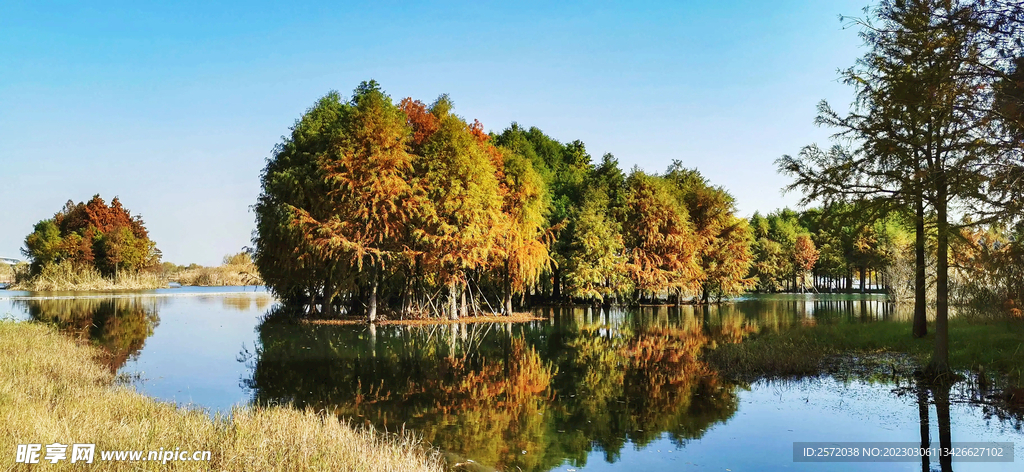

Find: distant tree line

[748,202,1024,314]
[748,204,914,295]
[253,81,755,321]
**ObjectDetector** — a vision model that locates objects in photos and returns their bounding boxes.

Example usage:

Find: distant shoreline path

[0,289,275,302]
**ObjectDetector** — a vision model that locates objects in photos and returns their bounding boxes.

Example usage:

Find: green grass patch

[706,317,1024,386]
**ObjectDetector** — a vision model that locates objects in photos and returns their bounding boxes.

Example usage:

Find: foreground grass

[707,316,1024,386]
[0,321,445,471]
[11,262,166,291]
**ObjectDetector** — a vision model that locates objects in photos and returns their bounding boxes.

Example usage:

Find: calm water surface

[1,290,1020,471]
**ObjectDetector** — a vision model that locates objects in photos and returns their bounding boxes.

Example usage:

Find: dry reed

[0,321,445,471]
[10,262,166,291]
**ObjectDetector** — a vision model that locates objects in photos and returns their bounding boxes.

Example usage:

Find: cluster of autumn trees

[777,0,1024,375]
[21,195,161,277]
[253,81,755,320]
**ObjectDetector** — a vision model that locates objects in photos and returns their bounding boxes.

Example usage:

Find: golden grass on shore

[171,264,261,287]
[0,321,445,471]
[305,312,544,326]
[0,263,13,284]
[10,262,166,292]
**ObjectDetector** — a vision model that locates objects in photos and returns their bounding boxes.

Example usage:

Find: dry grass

[0,321,445,471]
[0,263,13,284]
[10,262,166,291]
[172,265,261,287]
[305,312,544,326]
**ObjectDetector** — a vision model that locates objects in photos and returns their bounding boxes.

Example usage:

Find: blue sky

[1,0,868,265]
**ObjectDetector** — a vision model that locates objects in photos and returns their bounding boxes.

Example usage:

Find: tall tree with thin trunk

[491,145,551,315]
[412,96,503,320]
[621,170,703,301]
[778,0,992,376]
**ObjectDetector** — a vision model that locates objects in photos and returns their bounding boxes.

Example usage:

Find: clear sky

[1,0,869,266]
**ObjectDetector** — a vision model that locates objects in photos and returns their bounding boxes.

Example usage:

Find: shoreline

[0,288,273,301]
[304,312,544,326]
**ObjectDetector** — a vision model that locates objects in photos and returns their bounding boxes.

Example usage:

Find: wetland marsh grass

[10,261,167,292]
[0,321,444,471]
[706,315,1024,387]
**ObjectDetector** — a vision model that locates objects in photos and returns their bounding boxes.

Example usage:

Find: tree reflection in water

[244,306,742,471]
[16,297,161,371]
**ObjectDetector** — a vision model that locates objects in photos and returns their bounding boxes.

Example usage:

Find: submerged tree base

[304,312,544,326]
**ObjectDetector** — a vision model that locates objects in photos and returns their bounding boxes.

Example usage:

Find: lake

[1,289,1020,471]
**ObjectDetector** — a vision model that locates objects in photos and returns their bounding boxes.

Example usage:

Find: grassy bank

[11,262,166,291]
[0,321,444,471]
[170,265,260,286]
[706,316,1024,386]
[166,253,262,287]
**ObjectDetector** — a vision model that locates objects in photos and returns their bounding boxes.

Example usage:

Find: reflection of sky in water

[561,378,1022,471]
[1,291,1020,471]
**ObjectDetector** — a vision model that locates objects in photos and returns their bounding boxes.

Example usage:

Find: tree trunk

[917,380,930,472]
[400,267,412,317]
[324,282,335,317]
[503,261,513,315]
[449,280,459,321]
[552,268,562,301]
[914,188,928,337]
[460,281,468,318]
[367,262,378,323]
[928,177,950,377]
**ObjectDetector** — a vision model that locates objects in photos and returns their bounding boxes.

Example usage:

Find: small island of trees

[254,82,756,321]
[14,195,164,291]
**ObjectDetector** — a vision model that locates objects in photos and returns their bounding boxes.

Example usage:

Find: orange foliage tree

[665,163,755,302]
[792,234,820,291]
[622,171,703,302]
[406,95,504,319]
[287,81,418,321]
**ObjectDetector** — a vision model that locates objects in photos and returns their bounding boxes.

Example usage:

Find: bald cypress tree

[254,82,416,321]
[413,96,504,320]
[778,0,992,377]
